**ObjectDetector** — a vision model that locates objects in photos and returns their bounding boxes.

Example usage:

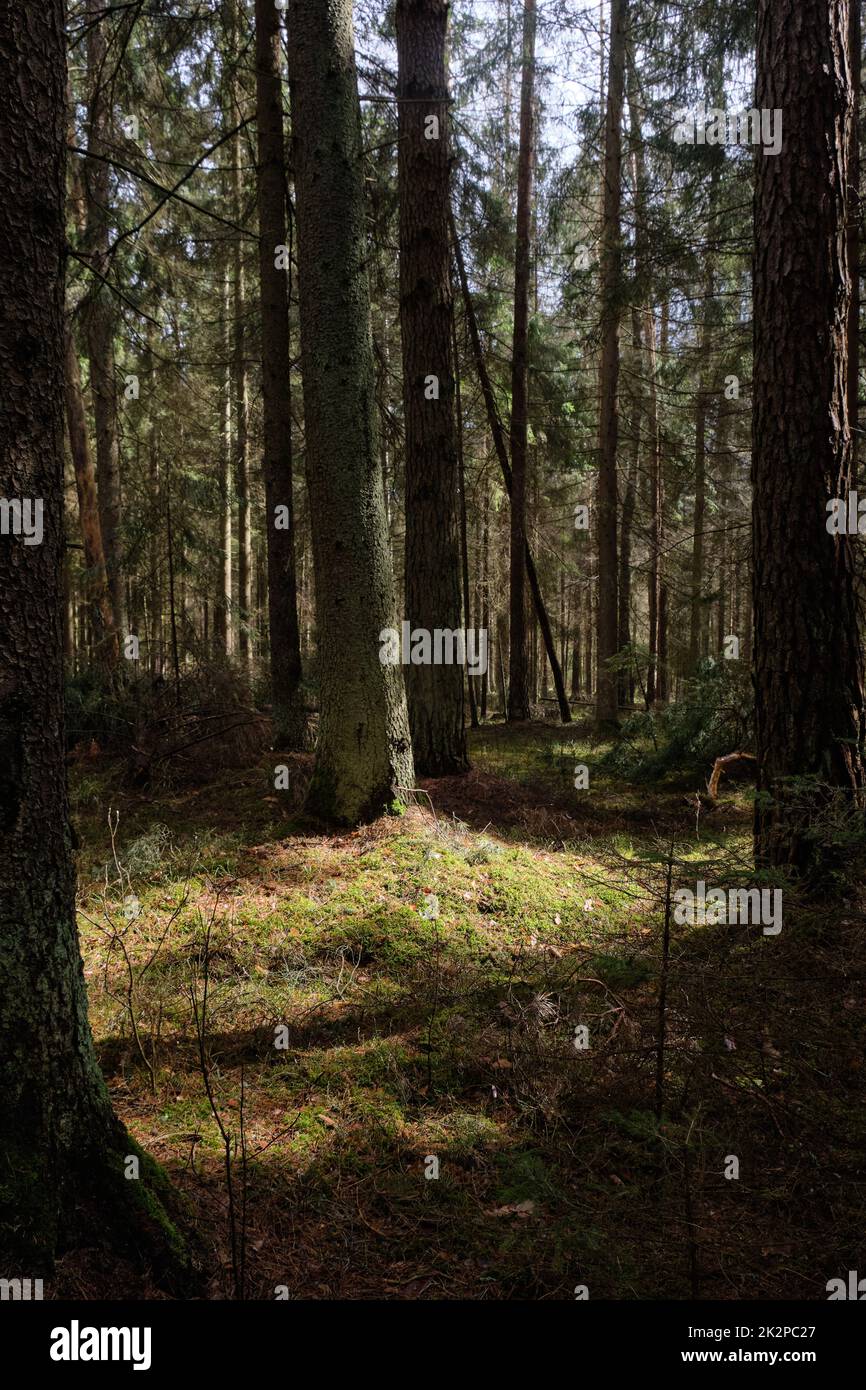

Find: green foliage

[759,775,866,891]
[601,660,754,783]
[65,669,134,751]
[586,953,652,990]
[66,664,266,786]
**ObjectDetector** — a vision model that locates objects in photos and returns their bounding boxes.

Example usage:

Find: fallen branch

[705,751,757,803]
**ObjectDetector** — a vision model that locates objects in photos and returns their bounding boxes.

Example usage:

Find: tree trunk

[451,209,571,721]
[396,0,468,771]
[617,415,637,706]
[688,147,721,674]
[254,0,306,746]
[82,0,123,633]
[453,299,479,730]
[849,0,861,486]
[148,397,163,676]
[0,0,184,1278]
[584,581,594,698]
[231,44,251,671]
[688,375,709,673]
[480,476,490,720]
[571,625,581,700]
[287,0,414,824]
[64,323,119,669]
[627,46,664,707]
[214,260,233,658]
[657,582,668,701]
[507,0,536,723]
[595,0,627,728]
[714,395,735,654]
[644,298,663,704]
[753,0,866,871]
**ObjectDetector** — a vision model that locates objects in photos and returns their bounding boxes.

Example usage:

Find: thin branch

[70,119,257,256]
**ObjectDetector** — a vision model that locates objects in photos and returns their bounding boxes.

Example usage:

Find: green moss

[96,1132,198,1292]
[64,729,856,1300]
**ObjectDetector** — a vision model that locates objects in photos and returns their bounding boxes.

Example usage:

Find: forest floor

[52,722,866,1300]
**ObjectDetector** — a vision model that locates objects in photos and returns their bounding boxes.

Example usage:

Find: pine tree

[753,0,866,870]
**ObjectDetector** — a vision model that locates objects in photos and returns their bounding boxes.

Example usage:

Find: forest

[1,0,865,1324]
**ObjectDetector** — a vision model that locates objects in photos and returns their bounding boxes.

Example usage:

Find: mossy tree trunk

[288,0,414,824]
[0,0,188,1280]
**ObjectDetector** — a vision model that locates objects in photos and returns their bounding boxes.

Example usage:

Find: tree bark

[0,0,184,1277]
[849,0,861,485]
[254,0,306,745]
[287,0,414,824]
[753,0,866,871]
[396,0,468,771]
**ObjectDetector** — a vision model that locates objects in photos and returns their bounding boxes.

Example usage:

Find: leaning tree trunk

[254,0,306,746]
[595,0,627,729]
[287,0,414,824]
[0,0,185,1278]
[753,0,866,871]
[396,0,468,772]
[451,209,572,721]
[507,0,536,723]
